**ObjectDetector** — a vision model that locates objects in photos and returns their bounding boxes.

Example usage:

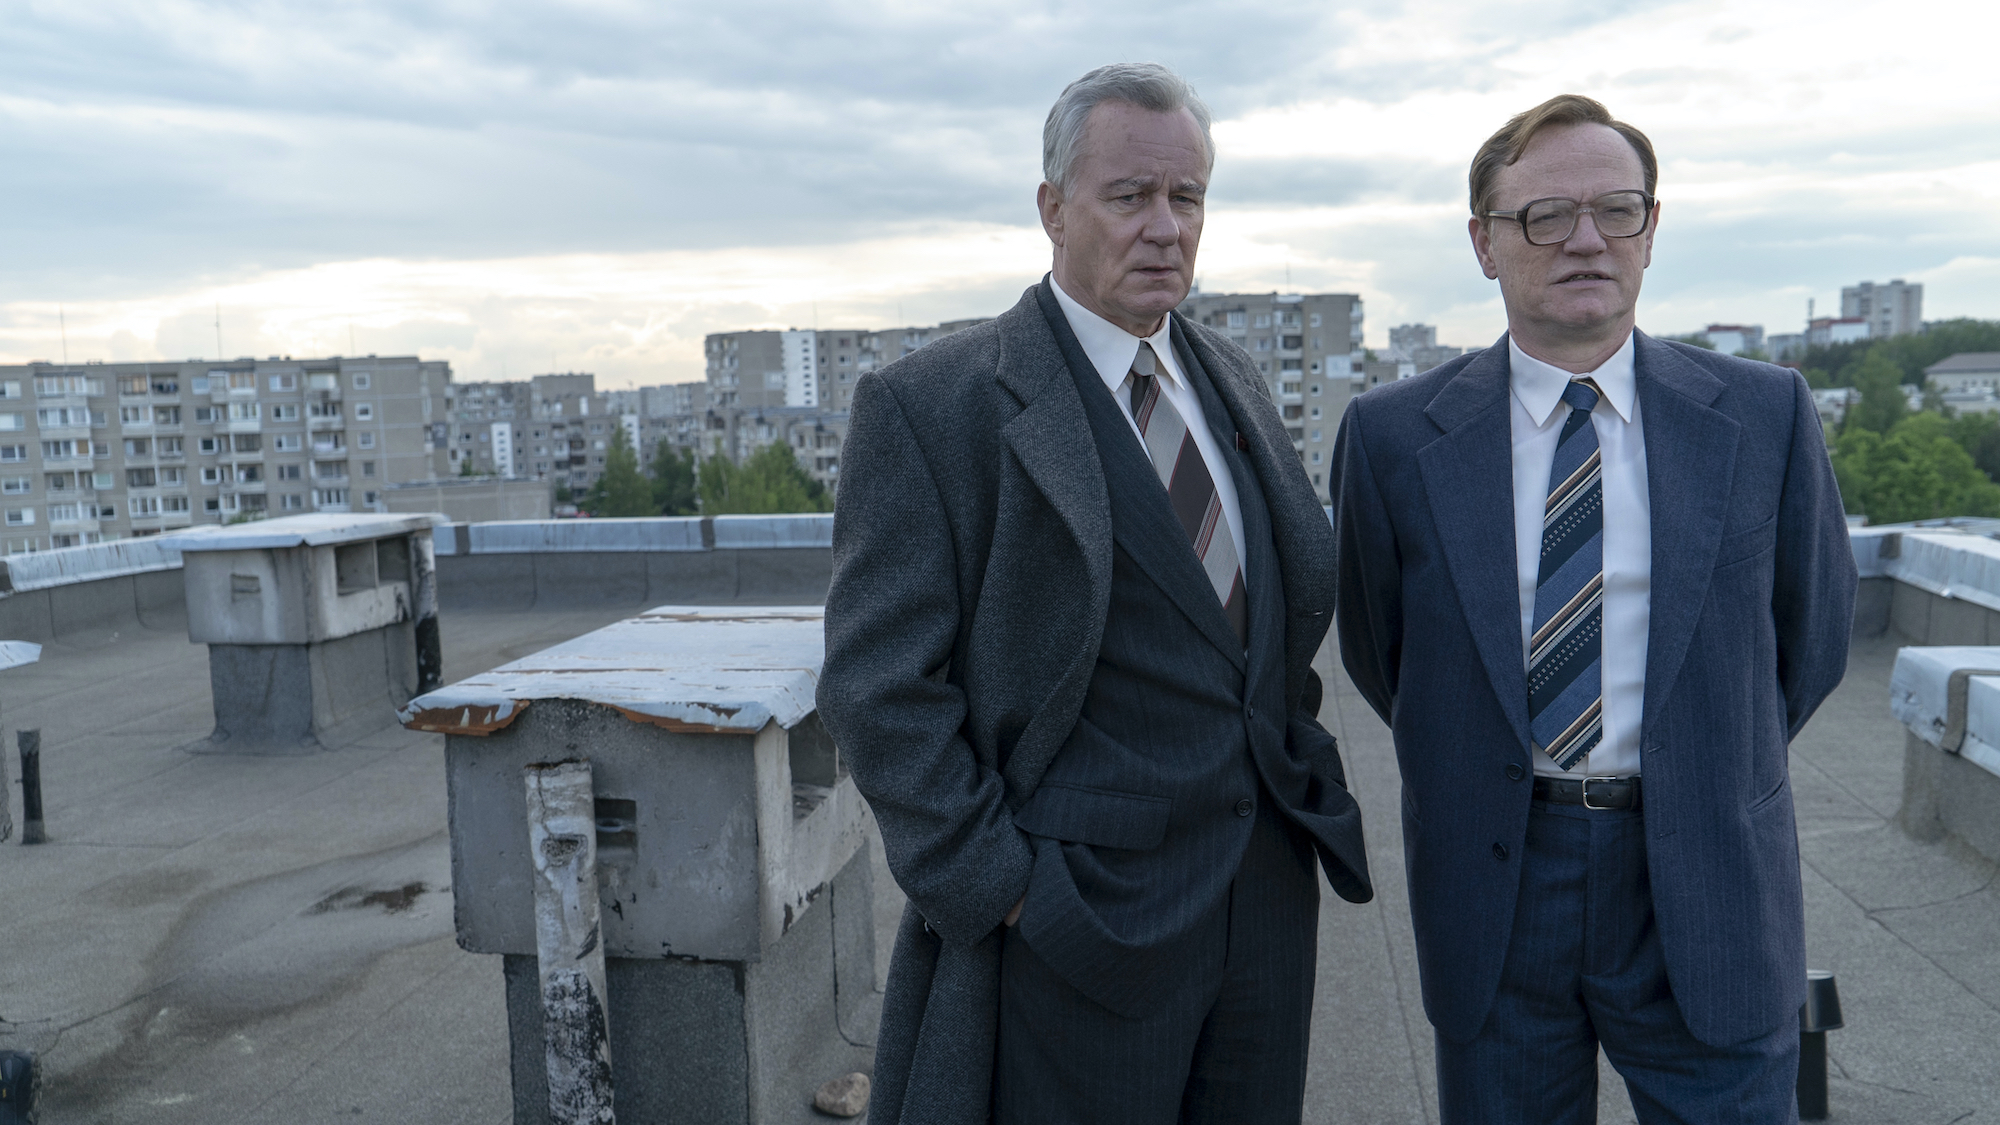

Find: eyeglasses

[1483,191,1656,246]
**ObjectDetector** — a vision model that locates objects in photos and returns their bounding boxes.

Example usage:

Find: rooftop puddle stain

[307,881,430,916]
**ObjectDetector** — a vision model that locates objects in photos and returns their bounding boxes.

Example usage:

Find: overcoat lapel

[1032,284,1247,668]
[993,288,1115,793]
[1634,331,1739,736]
[1416,338,1533,752]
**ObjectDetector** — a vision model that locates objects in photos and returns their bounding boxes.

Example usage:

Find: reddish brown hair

[1468,94,1657,217]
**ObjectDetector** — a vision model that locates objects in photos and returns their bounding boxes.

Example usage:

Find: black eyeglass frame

[1482,191,1658,247]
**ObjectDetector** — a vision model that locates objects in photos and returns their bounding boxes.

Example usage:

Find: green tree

[579,426,655,517]
[699,442,832,514]
[1802,317,2000,391]
[458,456,477,477]
[1832,414,2000,524]
[650,444,699,516]
[1843,348,1909,434]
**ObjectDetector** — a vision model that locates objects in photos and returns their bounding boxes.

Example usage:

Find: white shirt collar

[1509,332,1637,427]
[1050,274,1187,395]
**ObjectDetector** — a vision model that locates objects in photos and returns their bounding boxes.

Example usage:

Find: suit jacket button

[1492,842,1509,861]
[1235,799,1254,817]
[1506,763,1525,781]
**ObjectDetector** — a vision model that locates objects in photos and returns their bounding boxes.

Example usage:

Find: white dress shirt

[1509,334,1649,778]
[1050,278,1245,560]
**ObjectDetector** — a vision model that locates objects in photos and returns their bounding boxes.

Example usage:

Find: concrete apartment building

[447,373,641,496]
[1387,323,1466,373]
[1702,323,1766,357]
[1176,290,1365,497]
[1844,279,1924,339]
[0,355,449,553]
[697,318,991,496]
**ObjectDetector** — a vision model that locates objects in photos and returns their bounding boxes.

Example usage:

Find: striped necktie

[1128,342,1248,647]
[1529,379,1604,771]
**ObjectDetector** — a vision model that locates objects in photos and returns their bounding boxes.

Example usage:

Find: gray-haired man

[816,63,1371,1124]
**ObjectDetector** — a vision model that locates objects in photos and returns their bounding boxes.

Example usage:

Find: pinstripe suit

[818,280,1372,1124]
[1332,333,1857,1120]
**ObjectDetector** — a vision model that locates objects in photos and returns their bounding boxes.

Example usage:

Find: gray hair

[1043,62,1214,195]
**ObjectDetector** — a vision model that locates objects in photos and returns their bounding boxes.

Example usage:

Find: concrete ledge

[469,517,706,554]
[1891,645,2000,864]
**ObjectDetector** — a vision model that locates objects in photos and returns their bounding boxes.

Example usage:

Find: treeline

[575,428,833,518]
[1814,319,2000,525]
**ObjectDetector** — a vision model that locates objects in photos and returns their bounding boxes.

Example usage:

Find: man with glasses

[1332,94,1856,1122]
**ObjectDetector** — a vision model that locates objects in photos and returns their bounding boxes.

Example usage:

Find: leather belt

[1532,775,1642,810]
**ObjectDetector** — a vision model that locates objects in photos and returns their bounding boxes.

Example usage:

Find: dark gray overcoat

[816,281,1370,1124]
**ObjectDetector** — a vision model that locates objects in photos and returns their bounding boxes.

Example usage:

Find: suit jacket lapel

[1634,331,1739,737]
[1417,337,1533,751]
[1033,285,1247,667]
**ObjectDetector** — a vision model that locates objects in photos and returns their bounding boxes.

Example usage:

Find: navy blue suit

[1333,333,1856,1116]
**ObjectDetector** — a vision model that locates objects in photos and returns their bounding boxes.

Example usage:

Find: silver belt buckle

[1582,775,1622,810]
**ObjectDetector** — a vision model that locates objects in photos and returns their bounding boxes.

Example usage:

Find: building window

[157,437,183,457]
[363,490,378,505]
[281,494,305,510]
[358,432,375,449]
[229,372,255,391]
[123,438,150,457]
[1310,429,1322,443]
[195,406,218,423]
[354,403,374,421]
[119,406,149,425]
[199,437,219,454]
[162,496,190,513]
[0,383,18,399]
[5,509,33,526]
[155,406,181,425]
[1309,406,1322,420]
[274,433,301,452]
[127,468,157,488]
[268,374,297,392]
[1310,314,1323,328]
[232,434,261,453]
[205,498,220,513]
[0,478,27,495]
[277,464,302,481]
[201,467,221,485]
[1310,451,1323,464]
[227,402,259,422]
[271,403,299,421]
[1310,384,1321,396]
[362,461,376,477]
[160,467,184,485]
[48,504,78,522]
[91,472,113,490]
[0,446,22,463]
[351,372,371,389]
[130,495,160,517]
[235,465,263,483]
[1254,314,1272,328]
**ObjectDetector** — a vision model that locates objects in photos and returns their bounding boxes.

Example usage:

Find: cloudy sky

[1,0,1993,388]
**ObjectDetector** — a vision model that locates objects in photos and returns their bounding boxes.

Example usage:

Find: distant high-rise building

[1387,323,1466,372]
[1176,290,1364,498]
[1807,317,1870,348]
[0,354,450,553]
[1842,279,1923,339]
[1703,324,1766,356]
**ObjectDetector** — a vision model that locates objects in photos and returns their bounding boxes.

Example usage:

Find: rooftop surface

[0,606,1994,1123]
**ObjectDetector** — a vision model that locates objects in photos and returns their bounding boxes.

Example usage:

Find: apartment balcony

[313,473,349,486]
[38,424,91,440]
[233,479,268,493]
[226,420,262,435]
[157,448,185,460]
[308,415,344,430]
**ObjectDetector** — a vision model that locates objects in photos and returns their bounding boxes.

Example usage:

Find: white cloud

[0,0,1993,381]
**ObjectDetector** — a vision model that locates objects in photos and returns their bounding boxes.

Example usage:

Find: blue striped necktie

[1529,379,1604,771]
